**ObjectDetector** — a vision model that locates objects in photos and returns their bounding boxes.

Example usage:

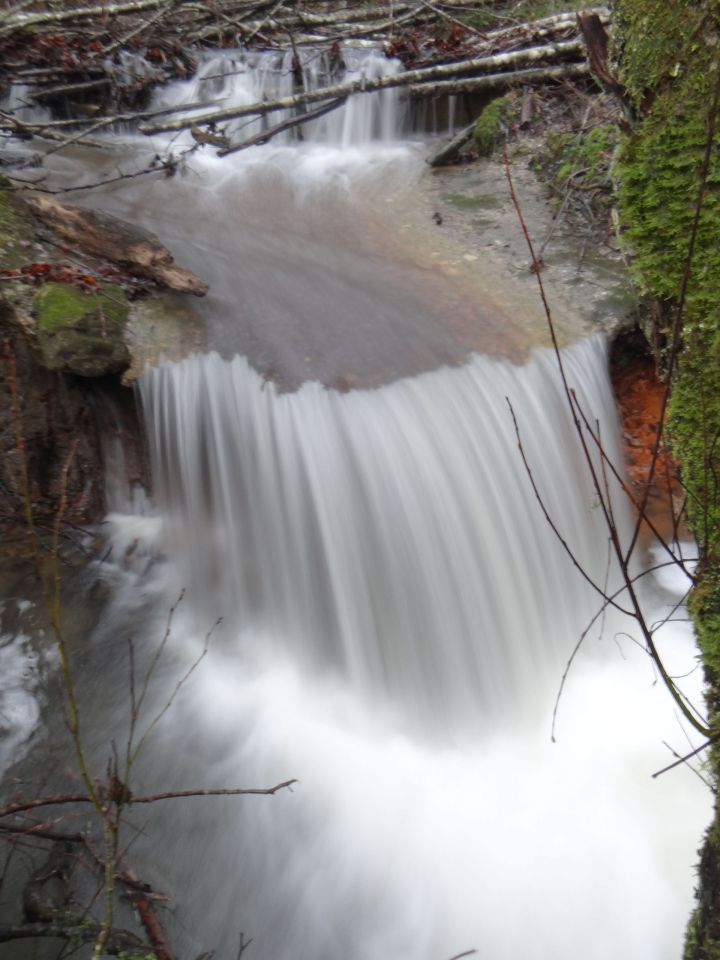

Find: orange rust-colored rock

[610,334,684,536]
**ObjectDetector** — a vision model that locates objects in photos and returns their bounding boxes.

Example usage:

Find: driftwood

[427,120,475,167]
[409,61,590,98]
[0,0,174,34]
[27,195,208,296]
[577,12,628,104]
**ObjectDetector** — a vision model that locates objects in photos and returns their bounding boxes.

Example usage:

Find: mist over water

[1,47,709,960]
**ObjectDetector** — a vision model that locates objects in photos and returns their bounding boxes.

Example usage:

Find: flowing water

[1,49,712,959]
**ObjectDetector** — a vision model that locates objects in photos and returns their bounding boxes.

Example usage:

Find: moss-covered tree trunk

[613,1,720,955]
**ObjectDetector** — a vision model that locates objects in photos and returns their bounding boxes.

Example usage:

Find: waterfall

[0,47,710,960]
[139,337,630,733]
[113,335,707,960]
[152,46,406,148]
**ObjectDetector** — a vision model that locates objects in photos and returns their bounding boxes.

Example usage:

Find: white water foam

[0,612,51,779]
[76,338,709,960]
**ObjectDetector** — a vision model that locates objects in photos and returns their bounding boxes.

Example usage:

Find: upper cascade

[154,46,406,148]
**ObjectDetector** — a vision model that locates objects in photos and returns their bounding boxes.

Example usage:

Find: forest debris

[0,0,174,35]
[520,86,534,127]
[27,195,208,295]
[0,920,148,955]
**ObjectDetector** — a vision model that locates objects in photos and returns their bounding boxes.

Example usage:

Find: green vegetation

[473,95,511,156]
[670,330,720,559]
[533,121,619,226]
[33,281,130,377]
[616,81,720,325]
[613,2,720,956]
[612,0,704,105]
[552,124,617,187]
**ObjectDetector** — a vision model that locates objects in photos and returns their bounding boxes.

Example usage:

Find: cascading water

[1,47,710,959]
[139,339,629,733]
[103,334,708,960]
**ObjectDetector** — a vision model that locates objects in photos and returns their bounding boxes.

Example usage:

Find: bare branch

[219,96,347,156]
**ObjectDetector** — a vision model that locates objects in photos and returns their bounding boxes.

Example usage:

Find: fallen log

[0,0,175,34]
[27,196,208,296]
[409,61,591,98]
[0,116,109,150]
[33,79,111,104]
[140,38,585,134]
[427,120,475,167]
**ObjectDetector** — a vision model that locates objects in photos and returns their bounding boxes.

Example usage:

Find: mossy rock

[33,281,130,377]
[0,177,35,269]
[473,96,510,157]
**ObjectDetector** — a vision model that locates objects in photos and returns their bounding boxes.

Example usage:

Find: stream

[0,47,712,959]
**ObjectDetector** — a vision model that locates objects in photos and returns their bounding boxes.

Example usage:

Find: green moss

[613,5,720,958]
[669,328,720,557]
[0,177,36,269]
[473,96,509,157]
[545,124,618,190]
[613,0,712,107]
[616,75,720,319]
[35,281,128,331]
[33,281,130,377]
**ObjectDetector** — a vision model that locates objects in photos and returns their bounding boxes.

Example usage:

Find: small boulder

[33,281,130,377]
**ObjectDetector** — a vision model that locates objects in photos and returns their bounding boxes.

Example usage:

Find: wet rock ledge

[0,178,205,546]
